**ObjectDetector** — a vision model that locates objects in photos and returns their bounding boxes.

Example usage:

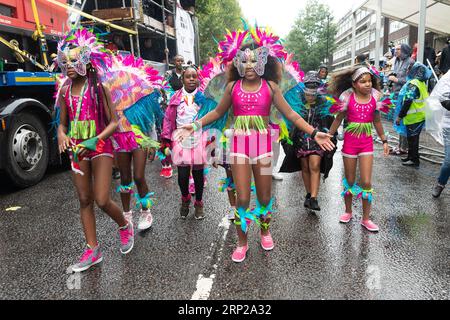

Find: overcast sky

[237,0,364,37]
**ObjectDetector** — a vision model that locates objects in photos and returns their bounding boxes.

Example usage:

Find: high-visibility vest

[403,79,429,126]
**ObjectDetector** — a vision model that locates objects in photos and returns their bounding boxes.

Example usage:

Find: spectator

[355,54,368,65]
[383,51,394,72]
[390,44,415,155]
[439,38,450,75]
[165,55,184,91]
[318,65,328,79]
[106,34,125,52]
[141,38,161,62]
[424,42,437,68]
[395,63,431,167]
[430,71,450,198]
[389,41,395,57]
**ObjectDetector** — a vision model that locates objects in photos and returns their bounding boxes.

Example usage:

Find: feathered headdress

[217,29,249,64]
[216,24,288,67]
[56,27,112,76]
[250,27,287,60]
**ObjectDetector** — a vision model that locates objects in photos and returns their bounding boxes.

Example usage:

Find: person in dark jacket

[280,71,337,212]
[395,63,432,167]
[424,43,437,68]
[439,39,450,75]
[165,55,184,91]
[390,43,415,155]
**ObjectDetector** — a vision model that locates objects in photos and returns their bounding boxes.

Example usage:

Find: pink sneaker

[119,223,134,254]
[72,246,103,273]
[261,232,274,251]
[231,245,248,263]
[165,166,173,178]
[339,213,353,223]
[361,219,379,232]
[160,167,167,177]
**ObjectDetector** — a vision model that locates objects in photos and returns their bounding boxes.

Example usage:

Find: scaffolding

[79,0,179,69]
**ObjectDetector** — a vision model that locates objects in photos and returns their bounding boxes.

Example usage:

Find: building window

[395,37,409,45]
[389,21,408,34]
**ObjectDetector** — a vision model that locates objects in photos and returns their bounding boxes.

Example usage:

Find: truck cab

[0,0,66,187]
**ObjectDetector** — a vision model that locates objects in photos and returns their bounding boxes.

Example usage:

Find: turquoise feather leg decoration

[135,192,156,210]
[117,182,135,194]
[235,207,258,234]
[156,150,166,161]
[253,198,275,219]
[361,189,374,203]
[341,178,362,198]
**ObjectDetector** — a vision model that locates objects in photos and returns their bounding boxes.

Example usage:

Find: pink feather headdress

[56,27,112,75]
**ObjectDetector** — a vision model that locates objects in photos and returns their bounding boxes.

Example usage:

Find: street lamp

[326,14,330,67]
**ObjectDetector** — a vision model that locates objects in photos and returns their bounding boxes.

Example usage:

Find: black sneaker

[402,160,420,167]
[304,194,311,209]
[309,198,321,211]
[401,157,411,162]
[432,183,445,198]
[112,168,121,180]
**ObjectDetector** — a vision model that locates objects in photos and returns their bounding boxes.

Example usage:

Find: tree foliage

[285,0,337,72]
[196,0,243,64]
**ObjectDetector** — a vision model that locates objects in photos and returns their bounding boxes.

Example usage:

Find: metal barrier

[374,133,445,165]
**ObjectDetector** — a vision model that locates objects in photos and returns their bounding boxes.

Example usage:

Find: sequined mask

[233,47,269,77]
[57,46,92,76]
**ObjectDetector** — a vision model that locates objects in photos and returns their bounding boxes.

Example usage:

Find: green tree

[285,0,337,72]
[196,0,243,63]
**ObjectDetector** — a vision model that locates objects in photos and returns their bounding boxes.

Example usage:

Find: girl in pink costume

[177,28,334,263]
[162,66,211,220]
[328,66,391,232]
[56,28,134,273]
[111,55,164,232]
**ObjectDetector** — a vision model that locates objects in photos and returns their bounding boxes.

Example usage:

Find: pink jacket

[161,89,184,141]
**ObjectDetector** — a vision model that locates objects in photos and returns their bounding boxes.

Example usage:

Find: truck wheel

[5,113,49,188]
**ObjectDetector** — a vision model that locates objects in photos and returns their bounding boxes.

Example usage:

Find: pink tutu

[172,130,213,166]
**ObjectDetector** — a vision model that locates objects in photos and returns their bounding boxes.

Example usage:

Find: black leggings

[178,166,204,201]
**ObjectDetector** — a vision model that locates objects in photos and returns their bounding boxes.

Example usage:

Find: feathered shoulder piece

[198,57,224,93]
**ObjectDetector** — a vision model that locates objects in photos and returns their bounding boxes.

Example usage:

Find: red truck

[0,0,67,187]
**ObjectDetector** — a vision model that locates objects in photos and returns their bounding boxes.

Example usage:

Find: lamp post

[326,14,330,67]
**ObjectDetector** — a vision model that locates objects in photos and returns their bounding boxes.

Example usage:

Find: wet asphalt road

[0,141,449,300]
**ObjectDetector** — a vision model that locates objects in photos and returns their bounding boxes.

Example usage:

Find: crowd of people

[54,25,449,273]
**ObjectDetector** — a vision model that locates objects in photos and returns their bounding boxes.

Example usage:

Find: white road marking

[191,216,231,300]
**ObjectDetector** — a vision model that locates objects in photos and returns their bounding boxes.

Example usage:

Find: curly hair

[227,42,282,84]
[328,66,381,97]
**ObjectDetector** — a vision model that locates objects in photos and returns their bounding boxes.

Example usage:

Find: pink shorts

[342,132,373,158]
[230,129,278,162]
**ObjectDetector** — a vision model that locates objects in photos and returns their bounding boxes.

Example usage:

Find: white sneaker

[272,173,284,181]
[124,211,133,223]
[138,209,153,231]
